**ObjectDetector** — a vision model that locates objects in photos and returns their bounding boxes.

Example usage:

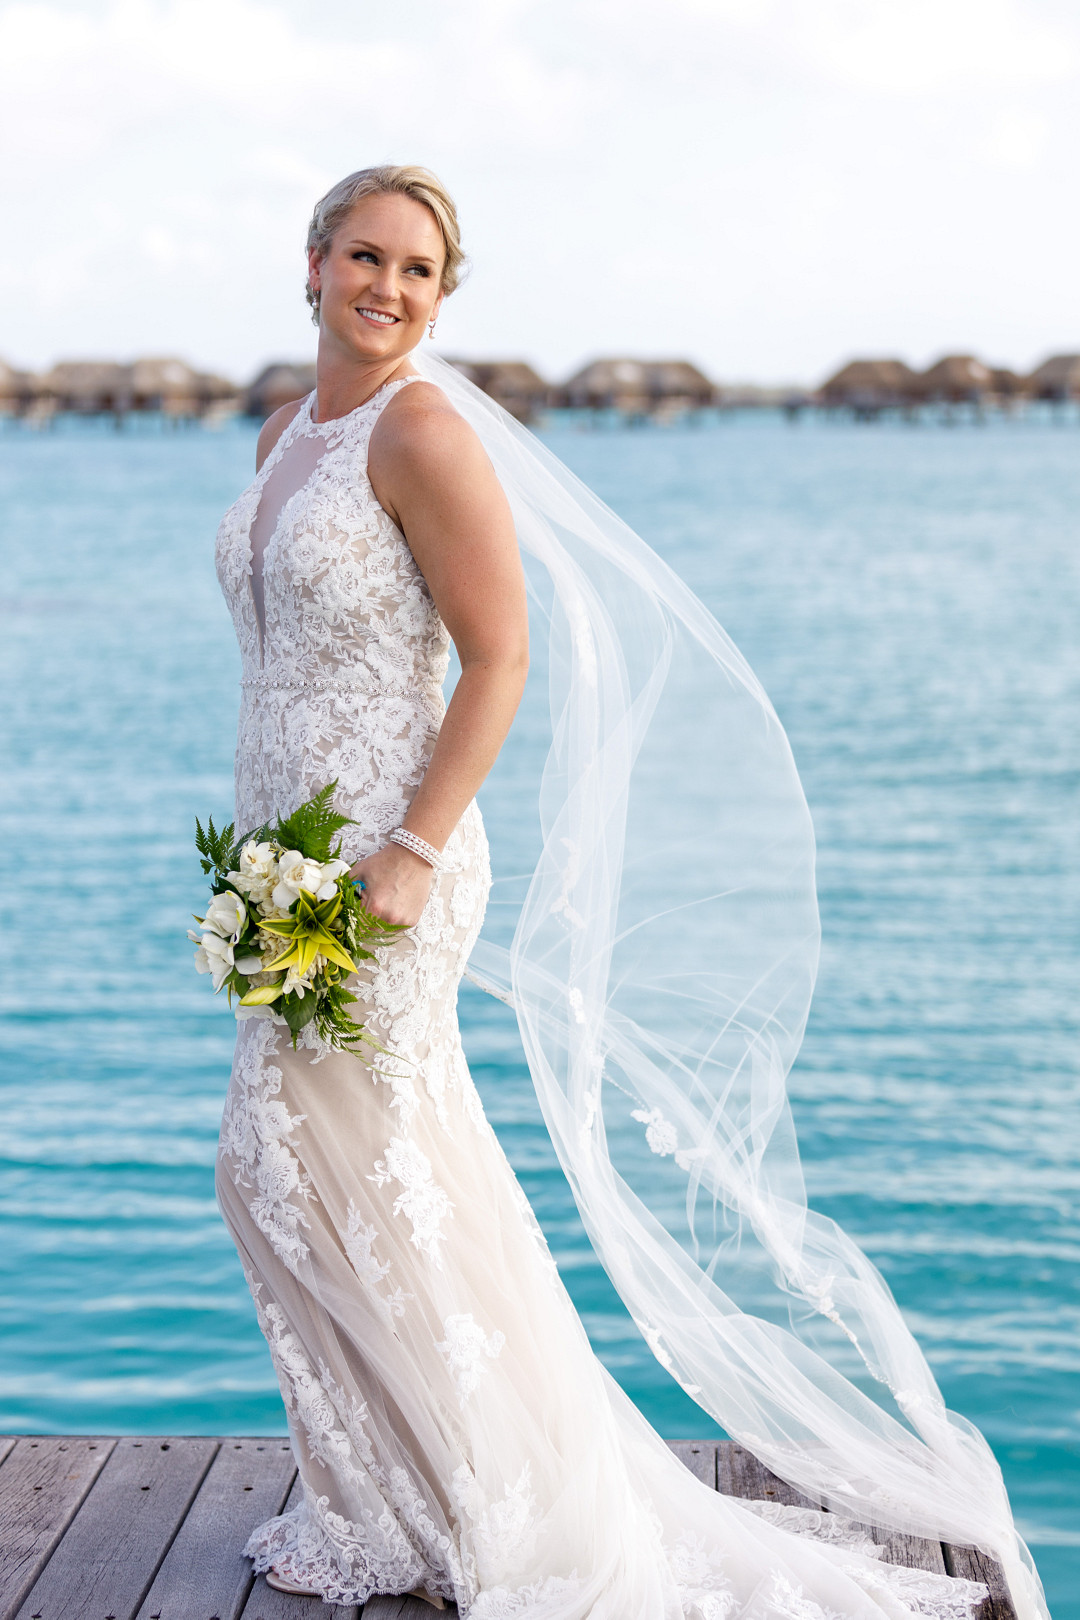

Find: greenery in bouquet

[190,782,402,1052]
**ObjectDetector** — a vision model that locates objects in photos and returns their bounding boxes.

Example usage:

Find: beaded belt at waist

[241,670,441,699]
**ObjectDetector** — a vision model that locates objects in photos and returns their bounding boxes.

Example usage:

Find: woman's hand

[348,842,434,928]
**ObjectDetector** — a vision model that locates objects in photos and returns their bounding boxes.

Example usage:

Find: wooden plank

[240,1580,359,1620]
[942,1543,1018,1620]
[845,1520,947,1575]
[665,1440,718,1489]
[364,1597,461,1619]
[239,1577,360,1620]
[716,1441,822,1510]
[362,1601,456,1619]
[0,1437,116,1620]
[239,1476,358,1620]
[14,1437,217,1620]
[136,1439,296,1620]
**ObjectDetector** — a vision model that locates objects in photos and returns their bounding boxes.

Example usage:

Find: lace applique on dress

[736,1503,989,1618]
[436,1312,506,1401]
[219,1019,313,1273]
[451,1460,543,1588]
[468,1573,585,1618]
[243,1276,461,1604]
[670,1532,738,1618]
[343,1202,411,1318]
[368,1136,453,1263]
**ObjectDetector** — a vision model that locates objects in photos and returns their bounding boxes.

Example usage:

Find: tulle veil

[411,349,1046,1620]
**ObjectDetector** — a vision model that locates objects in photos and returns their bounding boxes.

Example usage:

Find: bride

[213,166,1045,1617]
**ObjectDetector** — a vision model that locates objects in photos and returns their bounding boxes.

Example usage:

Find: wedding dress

[212,372,1032,1618]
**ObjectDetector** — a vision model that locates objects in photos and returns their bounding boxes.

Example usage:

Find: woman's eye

[353,251,377,263]
[407,265,430,277]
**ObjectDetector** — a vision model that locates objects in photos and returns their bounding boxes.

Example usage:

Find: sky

[1,0,1077,386]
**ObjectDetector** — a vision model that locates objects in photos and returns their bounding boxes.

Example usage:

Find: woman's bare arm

[349,383,528,925]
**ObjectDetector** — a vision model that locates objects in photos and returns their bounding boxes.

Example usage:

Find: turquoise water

[0,413,1076,1612]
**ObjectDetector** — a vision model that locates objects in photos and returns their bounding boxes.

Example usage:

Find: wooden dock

[0,1436,1016,1619]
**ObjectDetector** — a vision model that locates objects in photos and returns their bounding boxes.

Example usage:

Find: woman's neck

[312,345,415,423]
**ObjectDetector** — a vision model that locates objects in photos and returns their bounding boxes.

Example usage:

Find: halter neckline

[303,374,418,429]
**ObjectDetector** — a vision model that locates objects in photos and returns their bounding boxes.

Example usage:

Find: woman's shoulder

[255,397,305,471]
[374,377,485,473]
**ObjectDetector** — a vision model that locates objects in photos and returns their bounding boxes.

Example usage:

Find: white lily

[315,857,350,900]
[203,888,248,944]
[283,962,316,998]
[192,930,235,992]
[271,850,331,911]
[227,840,279,907]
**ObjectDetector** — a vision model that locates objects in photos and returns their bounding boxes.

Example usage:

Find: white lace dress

[213,378,989,1619]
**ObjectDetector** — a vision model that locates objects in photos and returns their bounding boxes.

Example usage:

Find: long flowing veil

[412,349,1045,1620]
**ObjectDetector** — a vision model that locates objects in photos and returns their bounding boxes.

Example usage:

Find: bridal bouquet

[189,783,400,1052]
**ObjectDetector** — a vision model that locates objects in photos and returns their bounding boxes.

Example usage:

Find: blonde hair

[305,165,465,323]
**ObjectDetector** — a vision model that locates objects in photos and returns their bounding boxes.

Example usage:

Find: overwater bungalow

[558,358,715,417]
[129,357,238,418]
[445,360,549,423]
[26,358,238,422]
[1027,353,1080,402]
[818,359,917,415]
[912,355,993,406]
[987,367,1027,402]
[39,361,134,416]
[244,362,318,418]
[0,360,38,416]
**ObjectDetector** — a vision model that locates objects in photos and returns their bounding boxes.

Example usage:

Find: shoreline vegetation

[1,350,1078,429]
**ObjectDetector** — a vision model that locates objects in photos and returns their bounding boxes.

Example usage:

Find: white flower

[203,889,247,944]
[271,850,339,911]
[235,1003,284,1024]
[283,964,315,998]
[228,841,278,906]
[315,857,350,900]
[190,929,234,992]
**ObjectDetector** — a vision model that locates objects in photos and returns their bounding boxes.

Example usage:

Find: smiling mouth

[356,307,400,326]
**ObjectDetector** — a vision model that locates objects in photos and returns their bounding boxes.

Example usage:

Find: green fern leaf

[195,815,240,881]
[271,781,355,861]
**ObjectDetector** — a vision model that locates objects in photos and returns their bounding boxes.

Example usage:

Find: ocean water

[0,410,1077,1613]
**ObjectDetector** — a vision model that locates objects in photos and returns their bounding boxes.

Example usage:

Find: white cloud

[0,0,1078,383]
[792,0,1075,95]
[982,107,1051,171]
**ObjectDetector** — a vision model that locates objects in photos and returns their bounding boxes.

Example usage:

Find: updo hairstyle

[305,165,466,324]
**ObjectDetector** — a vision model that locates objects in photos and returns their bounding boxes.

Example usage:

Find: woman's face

[309,192,446,365]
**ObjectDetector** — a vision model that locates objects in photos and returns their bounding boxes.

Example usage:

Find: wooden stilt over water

[0,1436,1016,1619]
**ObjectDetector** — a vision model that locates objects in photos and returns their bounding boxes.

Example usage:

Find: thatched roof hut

[197,371,240,404]
[129,357,211,414]
[818,359,917,410]
[39,361,134,414]
[445,360,549,423]
[987,367,1027,400]
[0,360,39,414]
[1026,354,1080,402]
[245,362,317,419]
[642,360,715,407]
[559,359,715,412]
[912,355,993,404]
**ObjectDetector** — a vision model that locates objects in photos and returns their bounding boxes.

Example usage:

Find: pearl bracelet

[389,827,447,872]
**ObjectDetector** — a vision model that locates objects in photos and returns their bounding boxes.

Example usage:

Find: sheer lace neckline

[300,374,419,433]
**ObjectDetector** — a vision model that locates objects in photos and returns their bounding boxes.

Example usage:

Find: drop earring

[428,317,437,340]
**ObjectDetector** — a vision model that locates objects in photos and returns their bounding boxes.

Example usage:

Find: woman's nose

[370,266,398,302]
